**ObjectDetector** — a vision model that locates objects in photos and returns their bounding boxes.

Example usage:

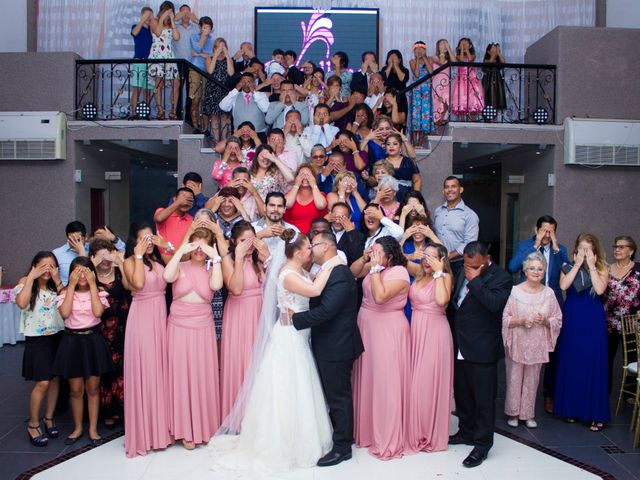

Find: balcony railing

[400,61,556,125]
[75,59,556,127]
[75,59,229,122]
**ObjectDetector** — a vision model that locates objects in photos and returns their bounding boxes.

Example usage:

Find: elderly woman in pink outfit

[502,251,562,428]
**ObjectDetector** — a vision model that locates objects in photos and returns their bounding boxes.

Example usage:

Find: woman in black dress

[482,43,507,116]
[90,238,131,428]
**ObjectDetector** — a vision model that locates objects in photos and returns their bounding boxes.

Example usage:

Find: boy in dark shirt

[131,6,153,118]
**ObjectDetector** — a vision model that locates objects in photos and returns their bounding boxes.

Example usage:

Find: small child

[265,48,286,78]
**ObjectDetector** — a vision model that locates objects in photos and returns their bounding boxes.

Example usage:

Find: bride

[209,229,343,472]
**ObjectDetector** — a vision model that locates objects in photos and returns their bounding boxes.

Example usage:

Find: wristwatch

[433,270,445,279]
[135,254,143,260]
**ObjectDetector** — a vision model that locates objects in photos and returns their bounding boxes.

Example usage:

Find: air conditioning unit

[564,118,640,166]
[0,111,67,160]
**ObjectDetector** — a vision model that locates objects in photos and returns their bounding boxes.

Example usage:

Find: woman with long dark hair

[14,252,65,447]
[482,43,507,116]
[90,238,131,429]
[220,221,267,420]
[52,257,113,446]
[451,37,485,118]
[122,223,172,457]
[352,236,410,459]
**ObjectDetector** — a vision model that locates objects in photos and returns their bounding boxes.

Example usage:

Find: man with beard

[252,192,299,252]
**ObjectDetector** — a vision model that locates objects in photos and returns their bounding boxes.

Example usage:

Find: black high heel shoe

[42,417,59,438]
[27,424,49,447]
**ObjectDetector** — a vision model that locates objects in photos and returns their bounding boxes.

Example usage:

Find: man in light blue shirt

[434,176,479,275]
[52,221,126,285]
[188,16,214,133]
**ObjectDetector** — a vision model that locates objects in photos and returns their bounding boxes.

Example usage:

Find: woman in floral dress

[249,145,294,200]
[148,2,180,119]
[203,37,235,142]
[408,41,433,146]
[604,235,639,397]
[90,238,131,428]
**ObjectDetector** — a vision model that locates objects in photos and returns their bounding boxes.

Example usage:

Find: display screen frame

[254,6,380,72]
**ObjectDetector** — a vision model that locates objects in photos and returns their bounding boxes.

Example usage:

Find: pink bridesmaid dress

[124,263,172,457]
[167,261,221,445]
[353,265,410,460]
[452,56,485,115]
[405,279,454,453]
[220,258,263,420]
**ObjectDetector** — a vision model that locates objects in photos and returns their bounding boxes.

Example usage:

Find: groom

[292,231,364,467]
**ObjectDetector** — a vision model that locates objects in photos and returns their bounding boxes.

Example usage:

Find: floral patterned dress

[604,265,640,333]
[98,271,131,420]
[148,28,178,80]
[251,171,289,200]
[202,59,230,117]
[409,62,433,134]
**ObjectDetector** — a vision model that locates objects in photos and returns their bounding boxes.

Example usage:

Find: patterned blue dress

[409,63,433,134]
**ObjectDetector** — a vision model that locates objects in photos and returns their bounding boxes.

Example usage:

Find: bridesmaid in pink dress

[220,221,267,420]
[163,228,223,449]
[405,243,454,453]
[122,224,172,458]
[352,236,410,460]
[452,38,485,116]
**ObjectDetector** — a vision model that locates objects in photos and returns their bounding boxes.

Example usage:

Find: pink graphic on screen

[296,10,334,69]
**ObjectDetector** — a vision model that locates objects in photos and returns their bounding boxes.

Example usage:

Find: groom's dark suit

[292,263,363,453]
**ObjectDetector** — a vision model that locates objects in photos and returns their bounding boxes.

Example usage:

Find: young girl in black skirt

[14,252,65,447]
[52,257,113,446]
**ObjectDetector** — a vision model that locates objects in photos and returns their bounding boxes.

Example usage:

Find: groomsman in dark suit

[449,241,512,468]
[507,215,568,413]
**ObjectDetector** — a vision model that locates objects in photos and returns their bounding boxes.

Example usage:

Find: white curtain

[38,0,594,64]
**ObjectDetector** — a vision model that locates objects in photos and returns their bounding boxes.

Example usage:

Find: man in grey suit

[265,80,309,129]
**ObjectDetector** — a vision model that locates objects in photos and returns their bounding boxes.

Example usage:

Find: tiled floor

[0,342,638,480]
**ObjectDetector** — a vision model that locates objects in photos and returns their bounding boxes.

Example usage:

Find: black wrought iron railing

[399,61,556,125]
[75,59,230,122]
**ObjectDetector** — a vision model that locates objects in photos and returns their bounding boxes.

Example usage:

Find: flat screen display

[255,7,379,72]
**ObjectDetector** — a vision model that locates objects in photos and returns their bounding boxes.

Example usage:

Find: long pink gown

[353,265,410,460]
[167,261,220,444]
[220,258,263,420]
[124,263,172,457]
[405,279,454,453]
[452,56,485,115]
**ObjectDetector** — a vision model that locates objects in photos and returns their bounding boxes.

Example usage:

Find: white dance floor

[31,416,602,480]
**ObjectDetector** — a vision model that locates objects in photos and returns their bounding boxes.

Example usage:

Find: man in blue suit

[508,215,569,414]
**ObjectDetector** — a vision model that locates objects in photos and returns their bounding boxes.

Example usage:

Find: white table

[0,287,24,346]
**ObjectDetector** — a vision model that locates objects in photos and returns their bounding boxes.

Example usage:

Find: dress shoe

[317,449,352,467]
[462,447,488,468]
[544,397,554,414]
[448,433,474,446]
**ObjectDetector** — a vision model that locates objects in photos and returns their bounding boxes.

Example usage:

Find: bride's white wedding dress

[208,268,332,472]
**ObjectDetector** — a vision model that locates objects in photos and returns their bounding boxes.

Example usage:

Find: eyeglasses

[311,155,326,159]
[308,241,327,249]
[526,267,545,272]
[613,244,631,250]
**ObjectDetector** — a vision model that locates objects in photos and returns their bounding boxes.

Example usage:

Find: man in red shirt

[153,187,195,258]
